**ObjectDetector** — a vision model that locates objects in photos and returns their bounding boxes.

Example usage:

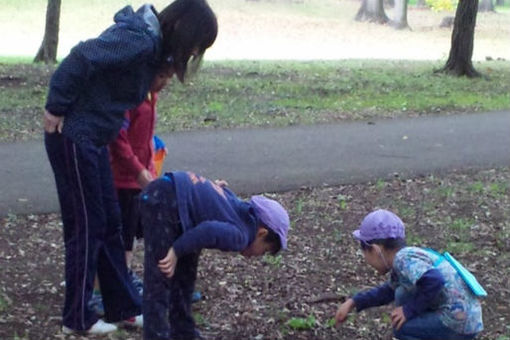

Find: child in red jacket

[110,70,172,287]
[87,69,172,316]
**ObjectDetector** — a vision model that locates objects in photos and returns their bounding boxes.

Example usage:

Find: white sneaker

[121,314,143,328]
[62,319,118,335]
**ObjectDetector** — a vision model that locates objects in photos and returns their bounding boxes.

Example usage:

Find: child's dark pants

[141,177,200,340]
[44,133,141,331]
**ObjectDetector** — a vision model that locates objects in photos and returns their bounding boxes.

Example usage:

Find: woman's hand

[43,110,64,134]
[391,306,407,330]
[335,298,355,326]
[158,247,178,278]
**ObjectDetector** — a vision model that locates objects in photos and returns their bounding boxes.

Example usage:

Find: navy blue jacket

[352,268,445,320]
[45,5,162,146]
[168,171,259,258]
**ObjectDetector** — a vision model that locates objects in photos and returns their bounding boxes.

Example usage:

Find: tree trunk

[34,0,61,64]
[439,0,480,77]
[495,0,504,6]
[416,0,428,7]
[355,0,389,24]
[478,0,495,11]
[392,0,409,29]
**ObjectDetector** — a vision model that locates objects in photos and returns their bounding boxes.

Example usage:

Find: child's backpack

[425,248,487,298]
[153,135,167,177]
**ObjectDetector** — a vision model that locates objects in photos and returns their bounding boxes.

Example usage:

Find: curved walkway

[0,110,509,216]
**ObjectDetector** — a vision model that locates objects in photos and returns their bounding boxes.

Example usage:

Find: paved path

[0,110,509,216]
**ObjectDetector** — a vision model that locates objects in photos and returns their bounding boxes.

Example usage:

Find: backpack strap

[423,248,445,267]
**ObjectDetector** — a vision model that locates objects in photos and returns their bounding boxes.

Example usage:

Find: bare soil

[1,167,509,340]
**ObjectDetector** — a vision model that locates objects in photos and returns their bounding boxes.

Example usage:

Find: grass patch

[446,241,475,254]
[0,294,9,313]
[285,315,317,330]
[1,60,509,142]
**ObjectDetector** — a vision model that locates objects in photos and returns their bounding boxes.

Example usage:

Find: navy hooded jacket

[168,171,259,258]
[45,5,162,146]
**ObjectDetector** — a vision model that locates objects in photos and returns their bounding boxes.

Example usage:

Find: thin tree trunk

[34,0,61,64]
[392,0,409,29]
[496,0,504,5]
[439,0,480,77]
[355,0,389,24]
[478,0,495,11]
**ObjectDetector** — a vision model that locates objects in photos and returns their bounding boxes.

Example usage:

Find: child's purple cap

[250,195,290,250]
[353,209,405,242]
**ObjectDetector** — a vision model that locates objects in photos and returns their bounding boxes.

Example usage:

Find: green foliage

[446,241,475,253]
[336,194,348,210]
[450,217,473,232]
[375,179,386,191]
[12,331,29,340]
[468,181,485,194]
[489,181,508,197]
[1,60,510,142]
[0,294,8,313]
[294,198,304,215]
[193,312,208,326]
[263,254,283,267]
[285,315,316,330]
[425,0,458,11]
[406,232,424,246]
[436,185,455,199]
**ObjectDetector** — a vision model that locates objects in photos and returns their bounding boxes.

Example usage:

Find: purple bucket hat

[250,195,290,250]
[353,209,405,242]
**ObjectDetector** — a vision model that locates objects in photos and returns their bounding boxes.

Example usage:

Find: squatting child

[140,171,290,340]
[335,209,483,340]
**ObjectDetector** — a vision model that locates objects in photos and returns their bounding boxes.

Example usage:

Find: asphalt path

[0,110,509,216]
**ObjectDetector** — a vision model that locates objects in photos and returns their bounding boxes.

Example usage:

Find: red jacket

[109,92,158,189]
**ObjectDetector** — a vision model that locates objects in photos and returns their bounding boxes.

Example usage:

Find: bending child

[335,209,483,340]
[140,171,290,340]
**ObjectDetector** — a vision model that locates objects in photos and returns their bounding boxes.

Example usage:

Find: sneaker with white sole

[121,314,143,328]
[87,291,105,317]
[128,269,144,296]
[62,319,118,335]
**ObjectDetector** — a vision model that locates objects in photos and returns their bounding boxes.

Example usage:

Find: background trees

[355,0,389,24]
[440,0,481,77]
[34,0,61,64]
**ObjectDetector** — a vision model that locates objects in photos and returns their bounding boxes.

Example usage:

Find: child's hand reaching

[158,247,178,278]
[137,169,154,188]
[391,306,407,330]
[214,179,229,187]
[335,298,355,326]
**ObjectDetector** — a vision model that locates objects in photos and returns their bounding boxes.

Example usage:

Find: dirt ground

[1,167,509,340]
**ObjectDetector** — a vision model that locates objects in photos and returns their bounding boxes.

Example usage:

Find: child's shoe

[191,291,202,303]
[128,269,144,296]
[87,291,105,316]
[62,319,118,335]
[121,314,143,328]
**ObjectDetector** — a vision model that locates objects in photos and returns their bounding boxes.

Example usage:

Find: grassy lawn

[1,60,509,142]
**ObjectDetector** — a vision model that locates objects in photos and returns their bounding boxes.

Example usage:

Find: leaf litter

[0,167,509,339]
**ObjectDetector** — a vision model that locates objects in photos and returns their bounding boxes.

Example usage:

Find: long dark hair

[158,0,218,82]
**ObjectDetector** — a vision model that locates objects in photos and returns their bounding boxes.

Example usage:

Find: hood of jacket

[114,4,161,38]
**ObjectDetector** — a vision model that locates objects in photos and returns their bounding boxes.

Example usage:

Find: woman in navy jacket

[43,0,217,334]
